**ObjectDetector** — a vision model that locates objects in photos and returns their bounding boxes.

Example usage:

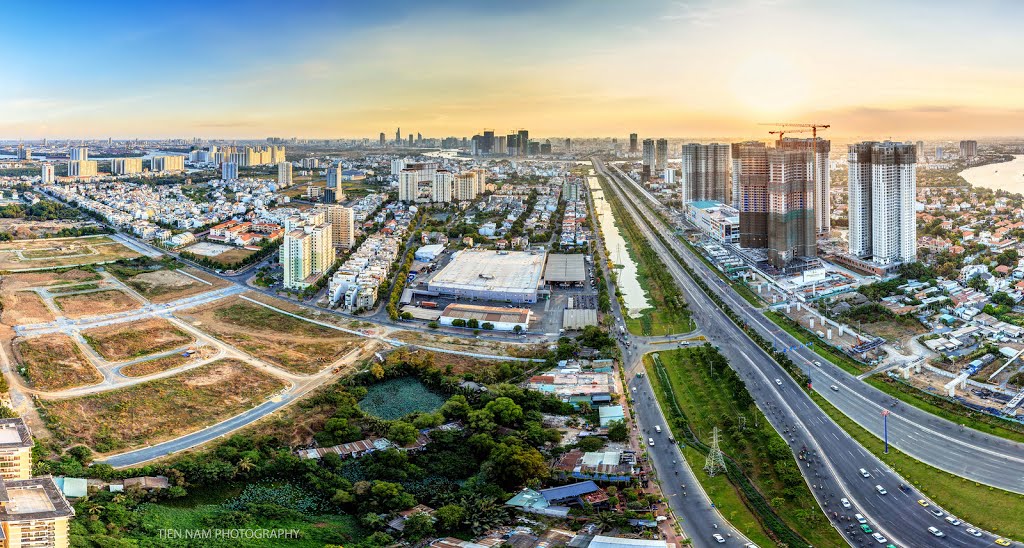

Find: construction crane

[760,122,832,242]
[760,122,831,141]
[768,127,813,144]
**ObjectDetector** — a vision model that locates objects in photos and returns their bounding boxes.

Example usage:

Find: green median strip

[811,391,1024,541]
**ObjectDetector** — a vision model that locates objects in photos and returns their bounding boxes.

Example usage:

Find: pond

[588,173,651,318]
[358,377,445,420]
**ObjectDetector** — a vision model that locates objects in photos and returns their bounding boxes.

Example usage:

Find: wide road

[608,160,1024,496]
[596,159,1002,548]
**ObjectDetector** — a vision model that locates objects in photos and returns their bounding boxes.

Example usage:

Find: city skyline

[3,0,1024,139]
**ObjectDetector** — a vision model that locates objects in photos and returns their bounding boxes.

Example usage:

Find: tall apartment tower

[959,140,978,160]
[517,129,529,157]
[848,141,917,265]
[326,205,356,249]
[326,166,341,189]
[777,137,831,234]
[0,418,74,547]
[915,140,925,159]
[680,143,730,204]
[278,161,293,187]
[641,139,655,181]
[69,147,88,161]
[281,210,335,290]
[629,133,638,154]
[431,169,454,203]
[222,162,238,180]
[40,163,55,184]
[151,155,185,172]
[398,162,438,203]
[732,141,768,246]
[111,158,143,175]
[655,138,668,172]
[379,132,386,146]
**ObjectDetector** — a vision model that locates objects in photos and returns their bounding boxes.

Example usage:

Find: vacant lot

[40,359,287,452]
[109,264,228,303]
[176,296,360,374]
[0,236,139,271]
[120,354,193,378]
[0,291,53,326]
[82,318,194,362]
[0,269,99,327]
[53,289,140,318]
[13,335,102,391]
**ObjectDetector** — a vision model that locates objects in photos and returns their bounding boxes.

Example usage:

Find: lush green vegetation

[358,377,444,420]
[811,392,1024,541]
[866,375,1024,444]
[597,175,694,336]
[0,199,80,220]
[647,347,842,547]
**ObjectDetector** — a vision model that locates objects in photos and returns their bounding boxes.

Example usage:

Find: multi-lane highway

[595,158,1008,547]
[605,160,1024,496]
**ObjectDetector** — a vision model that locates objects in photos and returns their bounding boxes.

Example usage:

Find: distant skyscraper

[629,133,638,154]
[848,142,917,265]
[482,130,495,154]
[326,166,341,189]
[641,139,655,181]
[733,141,816,269]
[680,143,730,204]
[407,134,413,146]
[326,205,355,249]
[16,144,30,160]
[278,162,293,187]
[69,147,88,161]
[564,138,571,152]
[915,140,924,159]
[655,138,668,172]
[395,127,401,143]
[959,140,978,160]
[111,158,143,175]
[40,163,55,184]
[431,169,454,203]
[151,155,184,172]
[935,146,944,160]
[67,160,98,178]
[379,132,385,146]
[517,129,529,157]
[222,162,238,180]
[777,137,831,234]
[505,133,519,156]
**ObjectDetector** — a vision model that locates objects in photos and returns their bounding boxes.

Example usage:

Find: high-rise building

[327,166,341,189]
[281,210,335,290]
[564,138,572,152]
[641,139,655,181]
[680,143,730,204]
[408,134,414,146]
[915,140,925,159]
[733,141,817,269]
[40,163,55,184]
[0,418,74,548]
[222,162,238,180]
[69,147,88,161]
[398,162,438,203]
[16,144,30,160]
[517,129,529,156]
[778,137,831,234]
[455,171,484,201]
[506,133,519,156]
[431,169,454,203]
[395,127,401,143]
[482,130,495,154]
[151,155,185,172]
[629,133,638,154]
[935,146,944,160]
[278,162,293,187]
[959,140,978,160]
[848,141,917,265]
[326,205,356,249]
[68,160,98,178]
[111,157,143,175]
[379,132,386,146]
[495,135,507,155]
[0,418,34,480]
[655,138,669,172]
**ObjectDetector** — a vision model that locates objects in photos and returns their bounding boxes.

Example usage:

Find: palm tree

[234,456,255,477]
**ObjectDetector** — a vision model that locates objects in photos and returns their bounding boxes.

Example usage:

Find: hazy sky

[3,0,1023,139]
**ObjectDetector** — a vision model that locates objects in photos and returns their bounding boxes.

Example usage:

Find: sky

[3,0,1023,140]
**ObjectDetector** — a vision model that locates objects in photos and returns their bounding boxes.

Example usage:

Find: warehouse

[544,254,586,287]
[428,249,546,303]
[438,303,531,331]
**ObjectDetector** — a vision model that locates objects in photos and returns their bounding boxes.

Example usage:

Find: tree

[370,363,385,380]
[481,322,494,330]
[606,419,628,442]
[440,395,471,420]
[512,325,523,334]
[412,412,443,429]
[388,422,419,446]
[427,321,440,329]
[992,291,1015,307]
[467,318,480,329]
[485,397,523,425]
[402,511,435,541]
[576,436,605,452]
[452,318,467,327]
[435,503,466,532]
[400,311,413,320]
[485,442,548,488]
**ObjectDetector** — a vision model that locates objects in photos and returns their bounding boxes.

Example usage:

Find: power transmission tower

[704,427,726,477]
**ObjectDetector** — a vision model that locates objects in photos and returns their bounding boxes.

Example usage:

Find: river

[960,155,1024,194]
[587,171,651,318]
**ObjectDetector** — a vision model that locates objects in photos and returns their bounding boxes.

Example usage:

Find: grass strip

[763,310,870,375]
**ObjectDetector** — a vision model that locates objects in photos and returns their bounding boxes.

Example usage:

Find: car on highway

[830,384,839,391]
[930,508,944,517]
[859,468,871,478]
[871,532,887,544]
[917,499,929,507]
[655,425,661,433]
[813,360,821,367]
[944,516,961,526]
[875,485,887,495]
[995,538,1012,546]
[860,524,873,534]
[648,438,655,446]
[712,533,725,543]
[855,513,866,524]
[841,497,851,508]
[928,526,945,537]
[774,378,782,385]
[965,527,982,537]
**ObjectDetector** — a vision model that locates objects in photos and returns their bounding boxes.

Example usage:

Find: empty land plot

[177,297,360,374]
[40,359,287,452]
[0,236,139,271]
[0,291,53,326]
[109,265,227,303]
[53,289,140,318]
[120,354,192,378]
[13,335,102,391]
[82,318,194,362]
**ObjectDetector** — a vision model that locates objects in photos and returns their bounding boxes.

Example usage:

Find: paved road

[609,161,1024,496]
[597,159,1004,548]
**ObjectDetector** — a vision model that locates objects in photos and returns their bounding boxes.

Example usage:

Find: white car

[966,527,982,537]
[928,526,945,537]
[855,513,866,524]
[875,485,887,495]
[859,468,871,478]
[841,497,851,509]
[813,360,822,367]
[712,533,726,543]
[648,438,655,447]
[871,532,887,544]
[775,378,783,386]
[944,516,962,526]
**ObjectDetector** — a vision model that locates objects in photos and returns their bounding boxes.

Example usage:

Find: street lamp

[881,409,891,454]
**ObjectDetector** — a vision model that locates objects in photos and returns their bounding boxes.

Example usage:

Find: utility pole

[704,427,726,477]
[882,409,891,453]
